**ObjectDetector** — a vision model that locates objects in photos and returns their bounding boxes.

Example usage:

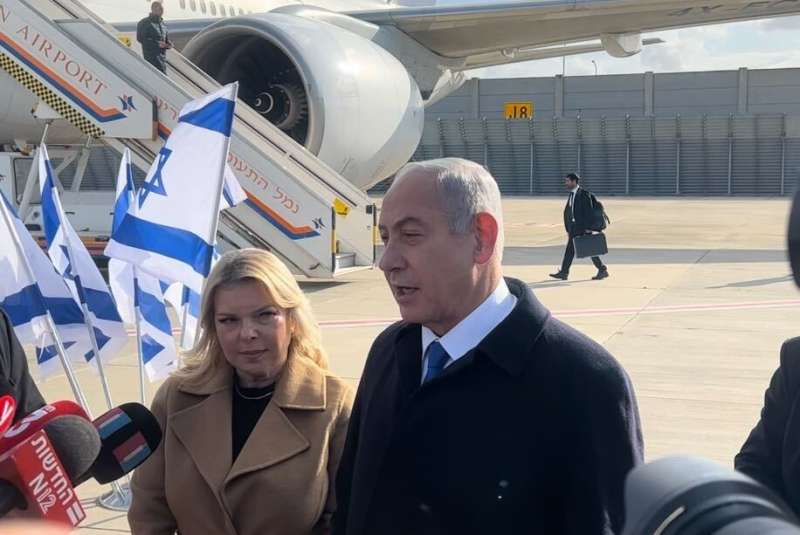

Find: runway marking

[314,298,800,329]
[127,298,800,335]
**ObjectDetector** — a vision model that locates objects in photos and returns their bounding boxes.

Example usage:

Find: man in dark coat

[334,158,643,535]
[136,2,172,74]
[550,172,609,280]
[0,308,45,422]
[735,336,800,516]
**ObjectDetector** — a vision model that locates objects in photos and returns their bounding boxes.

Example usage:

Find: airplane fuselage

[87,0,394,23]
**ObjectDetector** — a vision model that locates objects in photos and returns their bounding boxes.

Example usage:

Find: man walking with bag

[550,173,609,280]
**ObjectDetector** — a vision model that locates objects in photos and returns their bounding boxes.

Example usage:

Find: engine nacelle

[183,13,425,190]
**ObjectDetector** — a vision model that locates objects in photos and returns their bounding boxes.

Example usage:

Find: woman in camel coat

[128,249,353,535]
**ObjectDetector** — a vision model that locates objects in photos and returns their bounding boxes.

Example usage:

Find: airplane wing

[350,0,800,59]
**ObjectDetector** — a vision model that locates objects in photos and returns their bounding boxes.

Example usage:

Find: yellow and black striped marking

[0,50,104,138]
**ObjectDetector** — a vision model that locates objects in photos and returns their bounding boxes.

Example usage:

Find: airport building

[375,67,800,197]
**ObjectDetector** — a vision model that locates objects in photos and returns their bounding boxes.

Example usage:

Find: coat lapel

[225,355,324,484]
[171,375,234,509]
[225,403,310,483]
[349,325,421,534]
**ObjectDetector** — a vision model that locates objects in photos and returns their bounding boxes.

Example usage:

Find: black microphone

[75,402,162,485]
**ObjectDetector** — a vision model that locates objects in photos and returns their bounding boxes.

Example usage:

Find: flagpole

[195,84,238,345]
[133,274,147,406]
[0,194,92,416]
[78,296,115,410]
[206,82,238,265]
[179,287,191,349]
[19,121,52,220]
[44,312,92,415]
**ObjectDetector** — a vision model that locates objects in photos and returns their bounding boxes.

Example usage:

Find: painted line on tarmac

[129,298,800,335]
[315,298,800,329]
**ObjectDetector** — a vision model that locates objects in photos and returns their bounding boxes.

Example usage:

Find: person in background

[136,1,172,74]
[550,172,609,281]
[0,307,46,422]
[334,158,642,535]
[129,249,353,535]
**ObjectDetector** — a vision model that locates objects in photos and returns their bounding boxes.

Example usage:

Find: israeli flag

[222,164,247,210]
[164,281,201,350]
[0,190,90,377]
[108,149,178,381]
[134,275,179,380]
[105,83,238,294]
[108,149,137,325]
[38,145,127,364]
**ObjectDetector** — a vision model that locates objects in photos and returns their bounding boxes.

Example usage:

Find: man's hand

[158,41,172,49]
[0,520,71,534]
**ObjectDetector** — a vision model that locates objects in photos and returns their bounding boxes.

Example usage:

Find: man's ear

[474,213,499,264]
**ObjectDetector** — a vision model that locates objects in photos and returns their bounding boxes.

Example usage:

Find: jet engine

[182,13,425,190]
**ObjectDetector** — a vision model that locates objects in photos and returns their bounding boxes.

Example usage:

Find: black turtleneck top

[231,376,275,461]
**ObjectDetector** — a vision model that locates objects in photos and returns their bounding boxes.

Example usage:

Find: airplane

[2,0,800,189]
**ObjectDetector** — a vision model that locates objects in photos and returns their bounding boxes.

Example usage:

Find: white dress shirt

[569,185,579,222]
[420,279,518,383]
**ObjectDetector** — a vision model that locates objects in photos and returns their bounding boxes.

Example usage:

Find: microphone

[0,415,101,526]
[0,377,16,437]
[76,402,162,485]
[0,396,16,439]
[0,401,88,454]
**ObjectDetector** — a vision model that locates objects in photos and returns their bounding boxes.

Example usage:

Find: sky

[459,13,800,79]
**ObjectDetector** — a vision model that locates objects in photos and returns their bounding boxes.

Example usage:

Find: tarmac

[11,196,800,533]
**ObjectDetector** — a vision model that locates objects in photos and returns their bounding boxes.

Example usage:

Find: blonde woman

[129,249,353,535]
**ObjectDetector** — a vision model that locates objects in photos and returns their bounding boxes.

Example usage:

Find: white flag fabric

[38,146,127,364]
[135,276,179,380]
[108,149,178,381]
[164,283,201,350]
[222,164,247,209]
[108,148,137,325]
[104,83,238,294]
[0,190,90,376]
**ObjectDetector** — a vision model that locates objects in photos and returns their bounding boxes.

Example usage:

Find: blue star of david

[141,334,165,365]
[60,245,76,281]
[139,148,172,208]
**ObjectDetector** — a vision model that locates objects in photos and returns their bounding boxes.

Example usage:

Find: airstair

[0,0,377,277]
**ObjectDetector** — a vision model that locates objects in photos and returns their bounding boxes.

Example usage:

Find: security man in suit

[137,2,172,74]
[334,158,643,535]
[550,172,609,281]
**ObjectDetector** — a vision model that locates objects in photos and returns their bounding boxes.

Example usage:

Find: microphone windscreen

[89,403,162,484]
[44,415,101,482]
[0,395,15,438]
[0,378,14,436]
[0,401,89,454]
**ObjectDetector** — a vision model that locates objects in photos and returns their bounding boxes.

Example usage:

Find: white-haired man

[334,158,643,535]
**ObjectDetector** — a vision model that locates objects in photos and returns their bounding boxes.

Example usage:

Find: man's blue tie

[423,341,450,384]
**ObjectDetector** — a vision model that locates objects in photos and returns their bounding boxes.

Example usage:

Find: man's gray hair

[390,158,504,258]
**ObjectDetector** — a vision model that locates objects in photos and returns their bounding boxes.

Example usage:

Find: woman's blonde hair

[174,248,328,386]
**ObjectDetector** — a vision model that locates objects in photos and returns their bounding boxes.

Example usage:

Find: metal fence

[370,114,800,196]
